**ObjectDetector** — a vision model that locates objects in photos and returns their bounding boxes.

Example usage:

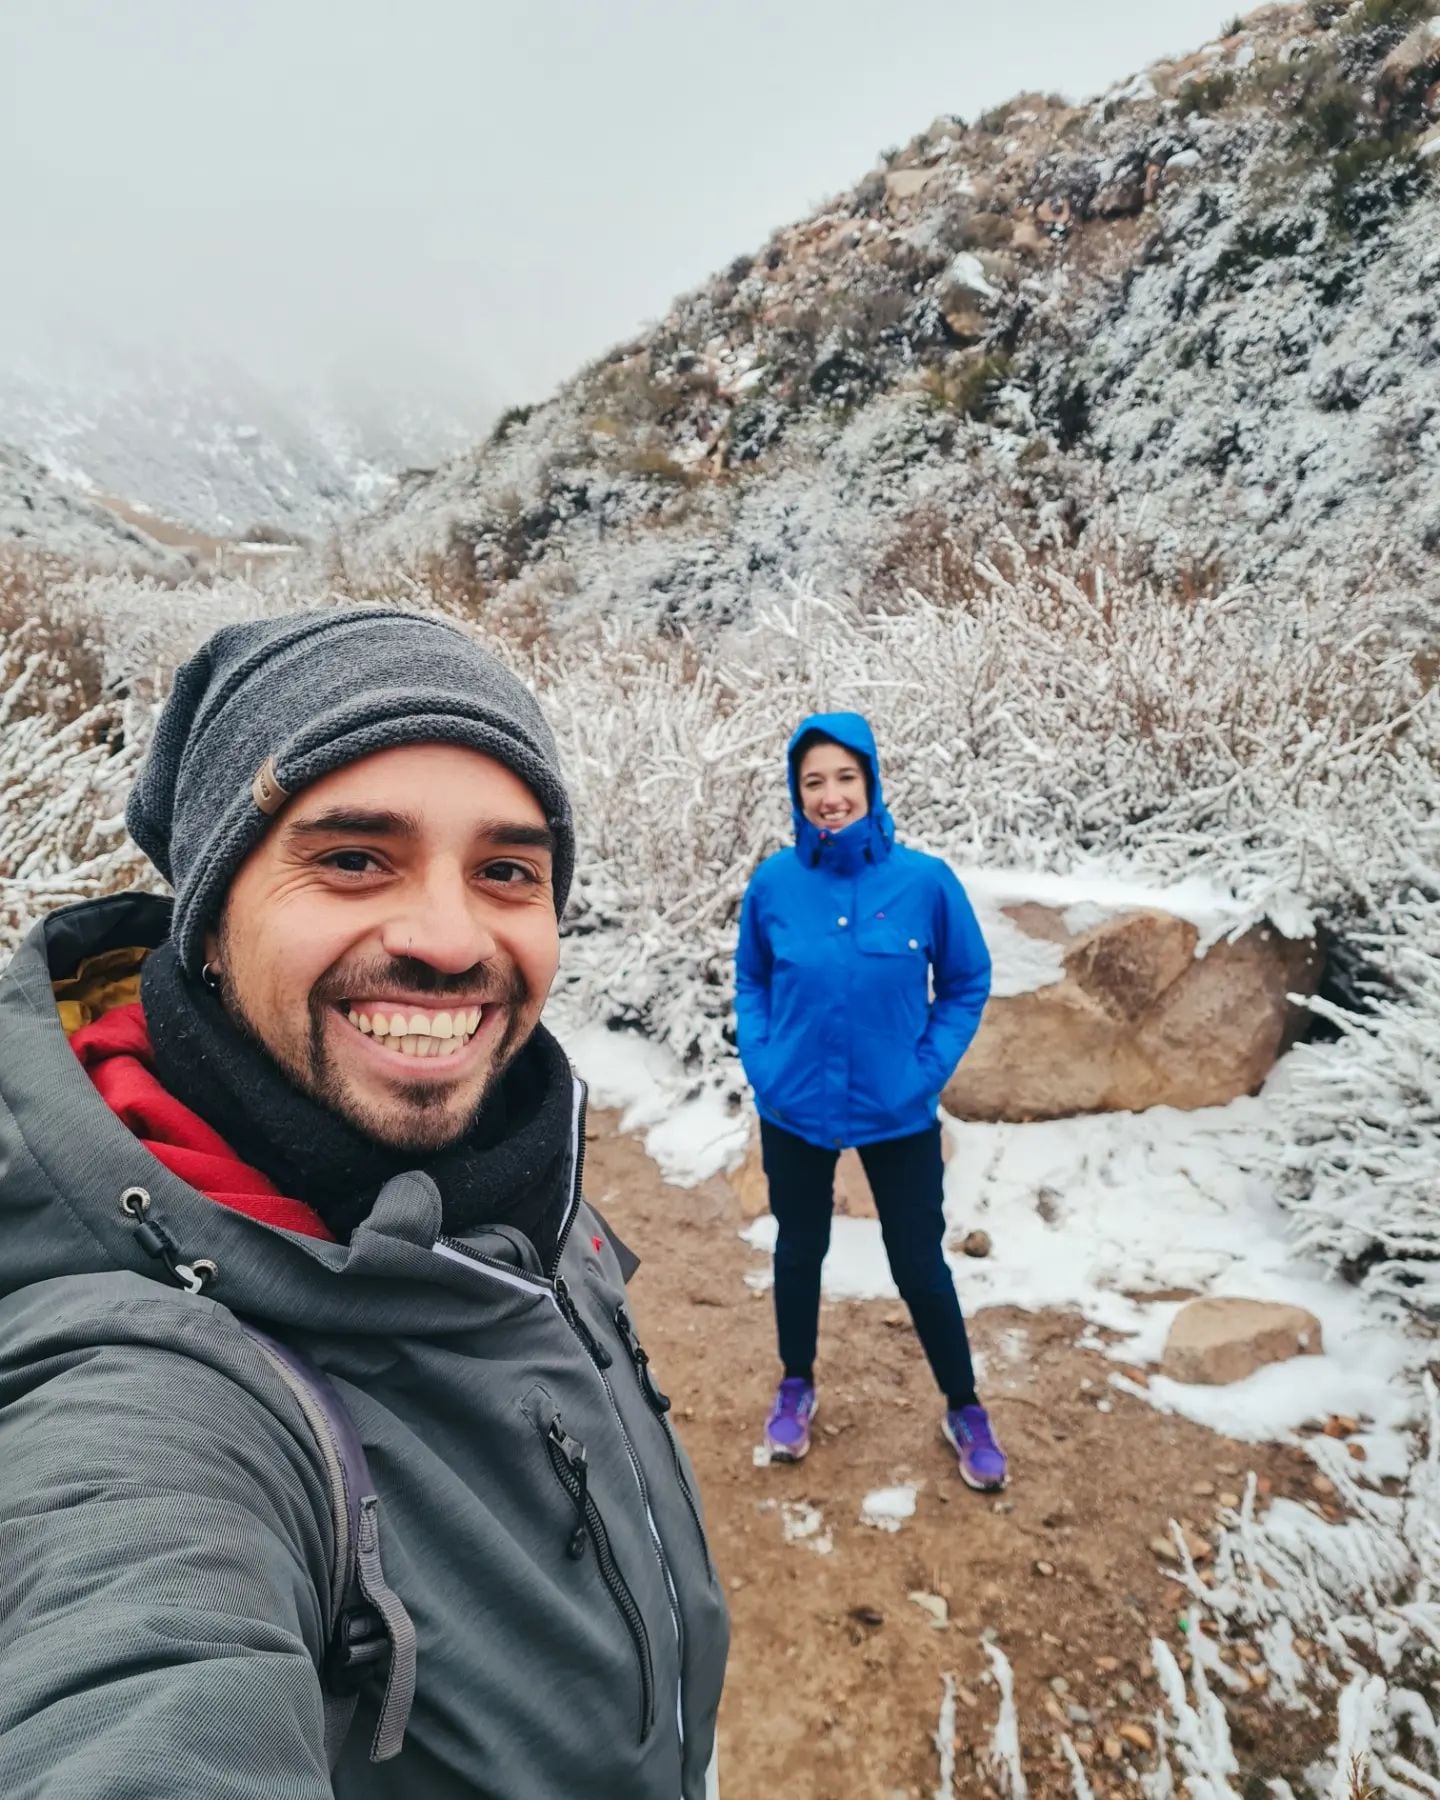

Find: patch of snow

[947,252,999,300]
[860,1484,919,1532]
[1109,71,1158,104]
[1167,148,1202,170]
[564,1020,748,1186]
[934,1672,958,1798]
[956,864,1309,949]
[757,1498,833,1554]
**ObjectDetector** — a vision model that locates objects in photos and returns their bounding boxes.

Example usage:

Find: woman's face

[797,742,868,833]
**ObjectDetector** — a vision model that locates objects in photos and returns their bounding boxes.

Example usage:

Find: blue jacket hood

[787,711,895,870]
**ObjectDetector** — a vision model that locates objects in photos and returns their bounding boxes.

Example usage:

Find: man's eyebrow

[284,808,422,840]
[477,820,556,854]
[281,809,555,854]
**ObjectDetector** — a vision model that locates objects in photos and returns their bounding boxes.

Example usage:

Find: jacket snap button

[838,916,848,927]
[909,938,919,949]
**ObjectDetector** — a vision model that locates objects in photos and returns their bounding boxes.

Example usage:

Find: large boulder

[1161,1297,1324,1387]
[943,905,1320,1121]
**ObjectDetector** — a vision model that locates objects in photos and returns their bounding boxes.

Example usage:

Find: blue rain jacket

[734,713,992,1149]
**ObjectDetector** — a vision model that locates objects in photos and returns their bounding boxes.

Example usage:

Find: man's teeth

[345,1006,484,1057]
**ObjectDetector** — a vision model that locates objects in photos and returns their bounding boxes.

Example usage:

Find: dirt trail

[589,1109,1331,1799]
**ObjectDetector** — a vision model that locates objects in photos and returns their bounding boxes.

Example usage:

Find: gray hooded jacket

[0,894,729,1798]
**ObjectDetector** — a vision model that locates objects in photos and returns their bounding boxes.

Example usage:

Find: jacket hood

[786,711,895,870]
[0,893,582,1340]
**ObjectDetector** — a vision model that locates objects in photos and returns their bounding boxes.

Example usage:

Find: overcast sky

[1,0,1233,417]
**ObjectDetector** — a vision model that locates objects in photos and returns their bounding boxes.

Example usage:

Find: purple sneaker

[942,1404,1007,1491]
[765,1378,818,1462]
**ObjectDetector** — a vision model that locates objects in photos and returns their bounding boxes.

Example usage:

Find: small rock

[1102,1736,1124,1763]
[1067,1704,1091,1724]
[1118,1723,1153,1753]
[1116,1681,1136,1704]
[1034,1559,1056,1577]
[1150,1535,1181,1564]
[1050,1677,1070,1697]
[1347,1442,1367,1462]
[955,1684,979,1708]
[848,1605,885,1628]
[1235,1644,1261,1665]
[821,1423,842,1438]
[883,1311,906,1328]
[1011,216,1045,254]
[1095,1655,1121,1673]
[908,1591,949,1627]
[1190,1480,1216,1497]
[1313,1474,1337,1498]
[1218,1491,1242,1509]
[1043,1695,1066,1723]
[885,166,939,204]
[962,1229,993,1259]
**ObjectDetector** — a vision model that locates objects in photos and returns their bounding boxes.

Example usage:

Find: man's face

[206,743,561,1153]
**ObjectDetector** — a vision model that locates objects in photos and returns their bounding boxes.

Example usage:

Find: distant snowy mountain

[0,349,484,538]
[332,0,1440,631]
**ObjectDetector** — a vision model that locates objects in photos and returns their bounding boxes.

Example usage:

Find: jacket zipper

[544,1414,657,1741]
[615,1304,714,1578]
[558,1272,685,1658]
[434,1077,686,1738]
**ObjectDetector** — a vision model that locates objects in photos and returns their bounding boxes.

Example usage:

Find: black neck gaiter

[140,941,575,1255]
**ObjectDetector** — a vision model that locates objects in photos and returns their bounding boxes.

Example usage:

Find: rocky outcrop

[942,905,1321,1121]
[1161,1297,1324,1386]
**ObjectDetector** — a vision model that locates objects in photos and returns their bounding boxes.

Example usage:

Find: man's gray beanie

[127,608,574,976]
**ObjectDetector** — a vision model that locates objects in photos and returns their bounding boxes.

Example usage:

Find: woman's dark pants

[759,1118,979,1410]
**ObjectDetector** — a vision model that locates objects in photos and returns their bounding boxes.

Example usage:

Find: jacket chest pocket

[854,913,929,961]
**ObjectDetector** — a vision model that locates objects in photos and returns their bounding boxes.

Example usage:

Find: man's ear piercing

[201,962,221,991]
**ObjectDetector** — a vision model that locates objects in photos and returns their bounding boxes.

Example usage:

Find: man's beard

[221,945,533,1154]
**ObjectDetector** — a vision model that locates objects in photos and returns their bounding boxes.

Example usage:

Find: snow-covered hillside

[331,0,1439,632]
[0,445,192,579]
[0,349,482,538]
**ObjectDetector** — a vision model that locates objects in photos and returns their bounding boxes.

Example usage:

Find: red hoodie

[70,1002,335,1242]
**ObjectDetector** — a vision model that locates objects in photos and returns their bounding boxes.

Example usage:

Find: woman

[734,712,1005,1489]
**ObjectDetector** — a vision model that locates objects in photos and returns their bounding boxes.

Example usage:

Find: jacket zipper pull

[554,1277,613,1369]
[614,1306,672,1416]
[548,1417,591,1559]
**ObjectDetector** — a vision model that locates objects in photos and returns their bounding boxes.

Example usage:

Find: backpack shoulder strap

[238,1324,417,1766]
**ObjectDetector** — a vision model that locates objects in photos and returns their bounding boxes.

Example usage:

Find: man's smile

[338,1000,504,1068]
